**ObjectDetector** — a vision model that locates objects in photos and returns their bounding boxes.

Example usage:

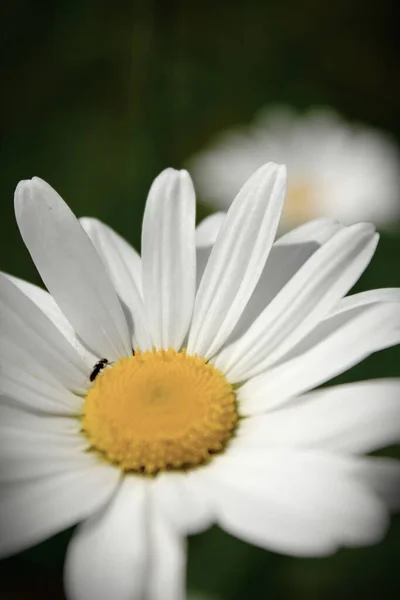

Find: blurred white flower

[1,164,400,600]
[188,107,400,228]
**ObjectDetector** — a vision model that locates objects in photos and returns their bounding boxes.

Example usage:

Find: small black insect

[90,358,109,382]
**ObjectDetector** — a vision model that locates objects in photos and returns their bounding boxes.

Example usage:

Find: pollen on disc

[82,349,238,474]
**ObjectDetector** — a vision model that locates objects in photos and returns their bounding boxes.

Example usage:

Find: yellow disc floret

[82,349,237,474]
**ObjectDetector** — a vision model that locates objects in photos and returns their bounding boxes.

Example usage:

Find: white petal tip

[15,177,47,193]
[352,221,377,235]
[149,168,195,197]
[162,167,180,176]
[14,177,52,203]
[148,169,195,211]
[276,163,287,175]
[14,180,34,219]
[14,179,31,199]
[261,161,287,174]
[14,178,58,222]
[156,167,188,180]
[176,169,193,188]
[79,216,101,232]
[276,163,287,182]
[249,162,287,189]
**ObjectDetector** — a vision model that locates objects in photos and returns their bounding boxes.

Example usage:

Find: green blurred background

[1,0,399,598]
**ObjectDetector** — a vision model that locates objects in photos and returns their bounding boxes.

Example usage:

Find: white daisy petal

[201,450,387,556]
[0,419,90,483]
[188,162,287,358]
[151,472,214,535]
[65,477,147,600]
[80,218,142,292]
[195,246,213,293]
[80,218,151,351]
[216,223,378,381]
[353,458,400,510]
[0,462,120,559]
[147,498,187,600]
[275,217,342,245]
[0,402,81,439]
[331,288,400,315]
[14,178,131,360]
[239,302,400,415]
[142,169,196,350]
[195,214,227,295]
[3,273,96,367]
[226,218,343,344]
[0,273,89,393]
[0,349,83,414]
[238,379,400,452]
[2,157,399,600]
[195,212,226,247]
[278,297,400,365]
[0,334,85,404]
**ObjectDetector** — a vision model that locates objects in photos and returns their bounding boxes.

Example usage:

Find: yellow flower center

[82,349,237,474]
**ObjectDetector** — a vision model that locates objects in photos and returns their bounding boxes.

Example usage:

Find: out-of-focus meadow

[1,1,399,598]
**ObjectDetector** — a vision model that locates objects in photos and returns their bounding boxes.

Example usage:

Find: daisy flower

[188,107,400,228]
[1,163,400,600]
